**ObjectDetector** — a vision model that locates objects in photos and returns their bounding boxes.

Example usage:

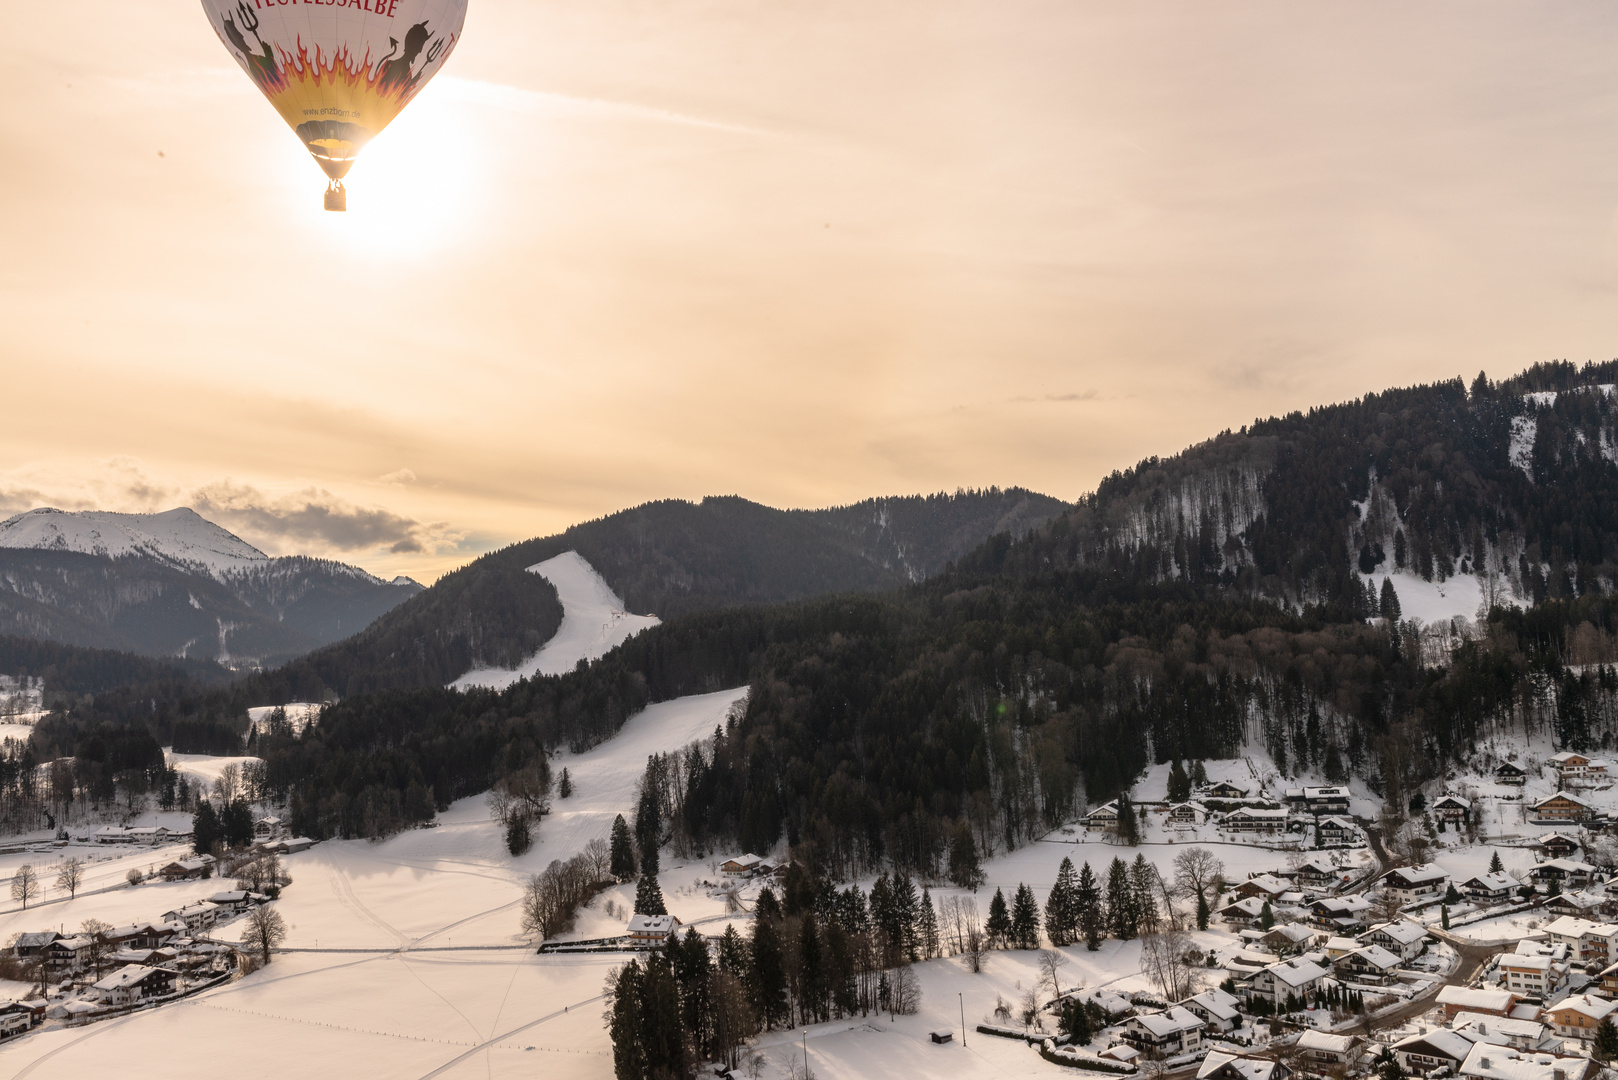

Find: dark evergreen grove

[17,362,1618,861]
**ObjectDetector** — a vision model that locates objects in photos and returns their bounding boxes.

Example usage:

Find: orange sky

[6,3,1618,582]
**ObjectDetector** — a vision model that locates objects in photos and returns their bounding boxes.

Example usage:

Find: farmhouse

[1224,807,1289,833]
[1544,891,1609,919]
[1536,834,1582,860]
[11,932,58,958]
[1120,1007,1205,1056]
[1258,923,1318,957]
[1495,762,1528,786]
[1219,897,1269,929]
[160,856,215,882]
[160,901,220,935]
[1085,801,1120,828]
[1462,873,1520,904]
[1360,919,1429,962]
[89,964,176,1007]
[720,854,766,878]
[43,936,93,974]
[1379,864,1448,905]
[1166,802,1207,827]
[626,914,681,946]
[1500,953,1566,1000]
[1298,787,1352,816]
[1450,1012,1554,1052]
[1549,752,1608,789]
[1203,781,1251,800]
[1433,795,1472,823]
[1533,793,1595,824]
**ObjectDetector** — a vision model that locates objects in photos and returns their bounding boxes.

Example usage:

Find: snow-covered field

[165,751,263,789]
[451,552,660,691]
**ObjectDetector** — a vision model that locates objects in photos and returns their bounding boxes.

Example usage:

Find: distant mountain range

[216,488,1072,697]
[0,508,422,665]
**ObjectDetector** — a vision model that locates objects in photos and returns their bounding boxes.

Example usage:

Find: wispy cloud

[1008,390,1102,404]
[435,76,766,136]
[191,481,453,555]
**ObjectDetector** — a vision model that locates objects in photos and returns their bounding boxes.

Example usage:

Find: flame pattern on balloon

[204,0,467,184]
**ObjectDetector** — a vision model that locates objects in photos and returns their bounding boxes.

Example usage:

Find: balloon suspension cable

[324,179,347,213]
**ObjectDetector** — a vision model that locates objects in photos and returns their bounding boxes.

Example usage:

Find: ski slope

[0,687,747,1080]
[451,552,660,691]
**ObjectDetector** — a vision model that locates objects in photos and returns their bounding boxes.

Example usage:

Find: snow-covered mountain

[0,507,270,578]
[0,507,422,665]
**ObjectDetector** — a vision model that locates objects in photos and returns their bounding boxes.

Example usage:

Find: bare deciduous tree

[80,918,113,977]
[888,964,921,1018]
[242,904,288,966]
[520,852,601,940]
[55,857,84,899]
[1141,927,1197,1003]
[1038,948,1071,1002]
[10,864,37,909]
[214,763,241,805]
[1172,847,1224,904]
[582,837,611,881]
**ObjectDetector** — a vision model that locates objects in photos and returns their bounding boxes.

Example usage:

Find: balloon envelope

[203,1,468,183]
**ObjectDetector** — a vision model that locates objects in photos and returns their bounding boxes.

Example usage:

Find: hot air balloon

[202,1,468,211]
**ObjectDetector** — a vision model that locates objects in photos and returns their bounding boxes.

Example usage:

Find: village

[0,811,312,1040]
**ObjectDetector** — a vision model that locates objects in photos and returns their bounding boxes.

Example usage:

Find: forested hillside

[22,364,1618,878]
[221,488,1067,697]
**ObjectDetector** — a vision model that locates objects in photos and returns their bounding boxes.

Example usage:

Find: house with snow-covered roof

[1247,958,1326,1006]
[1223,807,1288,833]
[626,914,681,946]
[10,932,58,958]
[1294,858,1343,892]
[1177,988,1242,1034]
[1459,1044,1594,1080]
[1233,875,1290,901]
[1437,986,1519,1019]
[1379,864,1447,904]
[1085,801,1120,828]
[1219,897,1269,929]
[1544,994,1618,1045]
[1500,952,1568,1000]
[1533,793,1596,824]
[1393,1029,1482,1076]
[1334,944,1401,983]
[1198,1051,1291,1080]
[1296,1031,1362,1070]
[1434,795,1472,823]
[1203,781,1251,800]
[1119,1006,1204,1056]
[1316,816,1359,847]
[1463,873,1520,904]
[1307,894,1372,931]
[1450,1013,1555,1053]
[1360,919,1429,962]
[1549,752,1608,790]
[1165,802,1208,827]
[1259,923,1317,957]
[1495,762,1528,786]
[1536,834,1582,860]
[89,964,176,1006]
[1530,860,1600,891]
[720,854,766,877]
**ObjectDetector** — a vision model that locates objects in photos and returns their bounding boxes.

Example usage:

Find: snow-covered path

[450,551,660,691]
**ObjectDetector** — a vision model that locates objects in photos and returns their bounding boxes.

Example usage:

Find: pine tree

[1489,850,1504,874]
[1192,760,1208,787]
[609,958,648,1080]
[1059,998,1093,1045]
[918,889,941,959]
[1011,883,1041,949]
[750,905,789,1030]
[893,874,920,960]
[1167,760,1191,803]
[1441,904,1450,930]
[947,820,984,888]
[798,913,827,1025]
[1259,900,1274,930]
[718,923,750,977]
[635,764,661,851]
[1115,792,1139,845]
[987,887,1012,949]
[1075,861,1104,950]
[192,801,220,855]
[609,814,637,880]
[1046,857,1079,946]
[1130,854,1159,934]
[1196,892,1211,932]
[1381,577,1401,619]
[558,767,573,799]
[1594,1017,1618,1063]
[640,951,688,1079]
[1105,858,1134,940]
[634,873,667,916]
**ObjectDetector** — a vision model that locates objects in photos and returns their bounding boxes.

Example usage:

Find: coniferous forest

[16,362,1618,868]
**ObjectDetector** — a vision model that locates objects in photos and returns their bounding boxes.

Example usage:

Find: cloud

[191,481,448,555]
[1008,390,1102,404]
[378,468,418,485]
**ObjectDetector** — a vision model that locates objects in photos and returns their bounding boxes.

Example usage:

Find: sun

[288,88,480,261]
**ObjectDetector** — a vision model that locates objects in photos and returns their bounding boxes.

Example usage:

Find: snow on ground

[0,687,748,1080]
[0,507,270,578]
[451,552,661,691]
[1361,569,1485,626]
[0,724,35,744]
[165,751,263,788]
[247,702,323,734]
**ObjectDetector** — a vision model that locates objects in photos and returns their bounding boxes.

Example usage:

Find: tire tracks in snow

[412,993,608,1079]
